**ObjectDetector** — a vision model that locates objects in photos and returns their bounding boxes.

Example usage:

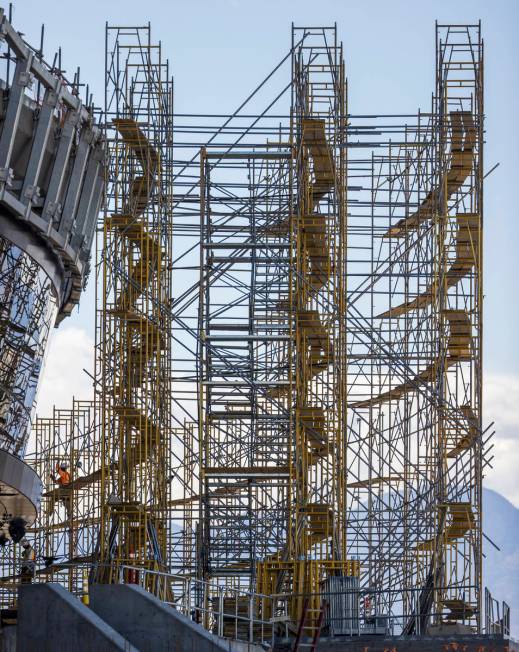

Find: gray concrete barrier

[17,583,137,651]
[90,583,264,652]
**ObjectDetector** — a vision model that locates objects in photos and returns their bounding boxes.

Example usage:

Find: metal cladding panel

[323,575,360,636]
[0,234,58,455]
[0,9,105,321]
[0,448,42,525]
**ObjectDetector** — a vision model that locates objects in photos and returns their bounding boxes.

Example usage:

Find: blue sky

[13,0,518,372]
[14,0,519,503]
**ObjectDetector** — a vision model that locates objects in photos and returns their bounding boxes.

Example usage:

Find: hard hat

[60,463,68,471]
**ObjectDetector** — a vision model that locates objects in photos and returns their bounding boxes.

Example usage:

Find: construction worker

[49,463,72,520]
[20,541,35,584]
[51,463,71,487]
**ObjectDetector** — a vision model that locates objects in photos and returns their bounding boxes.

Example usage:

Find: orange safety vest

[57,468,71,486]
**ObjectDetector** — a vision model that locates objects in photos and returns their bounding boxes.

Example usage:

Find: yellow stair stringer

[351,309,472,409]
[378,214,480,319]
[385,112,476,238]
[416,502,476,552]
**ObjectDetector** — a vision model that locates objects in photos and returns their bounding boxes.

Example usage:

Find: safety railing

[485,587,510,636]
[86,565,396,642]
[95,563,278,647]
[25,562,513,646]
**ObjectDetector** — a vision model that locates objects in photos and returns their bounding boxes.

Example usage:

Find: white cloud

[483,373,519,507]
[35,325,95,418]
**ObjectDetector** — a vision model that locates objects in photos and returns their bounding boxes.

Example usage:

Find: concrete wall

[17,583,137,651]
[311,634,519,652]
[0,626,16,652]
[90,583,264,652]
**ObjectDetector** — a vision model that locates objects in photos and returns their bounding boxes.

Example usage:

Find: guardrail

[111,564,277,646]
[14,561,512,646]
[485,587,510,636]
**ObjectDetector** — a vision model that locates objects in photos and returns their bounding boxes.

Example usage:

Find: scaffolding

[192,25,356,635]
[169,22,485,635]
[0,22,176,605]
[95,24,174,583]
[345,23,483,631]
[31,401,99,591]
[0,401,99,608]
[0,19,488,641]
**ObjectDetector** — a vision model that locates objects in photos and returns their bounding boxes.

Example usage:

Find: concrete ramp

[90,583,264,651]
[17,583,137,651]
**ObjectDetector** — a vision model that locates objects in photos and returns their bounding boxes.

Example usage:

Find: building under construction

[0,7,514,652]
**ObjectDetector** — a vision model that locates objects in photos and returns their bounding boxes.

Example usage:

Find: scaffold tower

[96,24,174,582]
[196,25,355,633]
[0,18,490,643]
[31,401,99,591]
[0,401,99,607]
[345,23,483,632]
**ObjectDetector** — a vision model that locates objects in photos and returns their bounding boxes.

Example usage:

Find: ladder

[293,599,327,651]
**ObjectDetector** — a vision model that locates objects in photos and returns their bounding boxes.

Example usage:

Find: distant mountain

[483,488,519,636]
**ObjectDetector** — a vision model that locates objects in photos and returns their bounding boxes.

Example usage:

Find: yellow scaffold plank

[442,599,476,619]
[113,405,160,437]
[264,212,332,292]
[301,213,332,292]
[443,309,472,361]
[168,479,250,507]
[113,119,158,217]
[302,118,335,204]
[112,406,162,466]
[305,502,334,540]
[106,214,164,308]
[377,213,479,319]
[385,112,476,238]
[42,467,103,497]
[416,502,475,551]
[298,405,330,461]
[108,309,163,341]
[112,118,159,171]
[351,310,472,409]
[106,214,162,256]
[444,501,475,539]
[268,309,333,398]
[297,309,334,367]
[446,404,478,458]
[107,309,164,388]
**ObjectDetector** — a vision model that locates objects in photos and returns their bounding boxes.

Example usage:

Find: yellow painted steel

[5,21,485,639]
[25,401,100,598]
[96,26,173,590]
[196,27,352,635]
